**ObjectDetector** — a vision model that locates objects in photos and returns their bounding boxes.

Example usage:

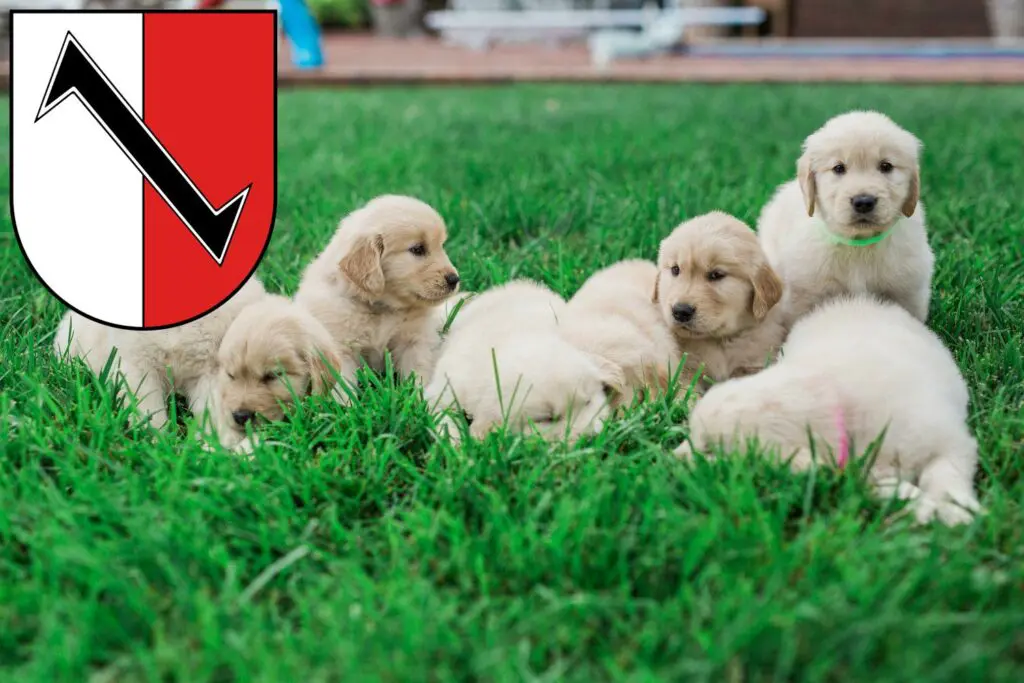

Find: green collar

[814,218,899,247]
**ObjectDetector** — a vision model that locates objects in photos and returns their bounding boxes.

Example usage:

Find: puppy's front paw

[909,496,977,527]
[330,383,355,407]
[234,435,259,455]
[673,440,696,460]
[934,501,977,527]
[433,414,462,446]
[395,341,437,384]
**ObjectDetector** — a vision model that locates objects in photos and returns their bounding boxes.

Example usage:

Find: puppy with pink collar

[675,295,982,527]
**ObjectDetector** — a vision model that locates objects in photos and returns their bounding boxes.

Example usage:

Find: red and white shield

[10,9,277,330]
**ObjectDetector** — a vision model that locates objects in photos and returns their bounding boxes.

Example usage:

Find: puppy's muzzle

[851,194,877,215]
[444,272,460,292]
[672,303,696,324]
[232,409,255,426]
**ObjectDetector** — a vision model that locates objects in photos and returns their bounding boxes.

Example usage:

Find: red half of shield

[142,11,276,328]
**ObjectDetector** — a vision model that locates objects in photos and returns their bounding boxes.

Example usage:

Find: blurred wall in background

[791,0,991,38]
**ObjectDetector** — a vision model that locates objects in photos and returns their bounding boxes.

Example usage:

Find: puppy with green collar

[757,110,934,327]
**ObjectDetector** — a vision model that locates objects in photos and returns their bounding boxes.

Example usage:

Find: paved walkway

[278,34,1024,85]
[3,33,1023,88]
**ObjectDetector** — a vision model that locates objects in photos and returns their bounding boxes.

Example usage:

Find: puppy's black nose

[232,409,255,427]
[851,194,877,214]
[445,272,460,290]
[672,303,696,323]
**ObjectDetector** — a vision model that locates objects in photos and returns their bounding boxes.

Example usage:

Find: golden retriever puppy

[295,195,460,385]
[675,295,981,526]
[758,110,934,325]
[654,212,786,389]
[424,280,623,444]
[561,260,681,408]
[215,295,358,451]
[53,277,268,429]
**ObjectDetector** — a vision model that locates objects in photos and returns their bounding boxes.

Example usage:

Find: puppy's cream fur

[562,260,680,408]
[676,295,981,526]
[295,195,460,383]
[758,111,934,325]
[215,295,358,450]
[429,290,477,337]
[654,212,786,388]
[53,277,268,430]
[425,280,622,443]
[54,309,113,375]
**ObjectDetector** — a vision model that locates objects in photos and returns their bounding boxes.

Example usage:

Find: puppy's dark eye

[670,265,680,277]
[409,243,427,257]
[261,371,281,383]
[832,163,847,175]
[879,161,894,174]
[707,269,726,282]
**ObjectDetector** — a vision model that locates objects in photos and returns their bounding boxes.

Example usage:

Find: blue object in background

[278,0,324,69]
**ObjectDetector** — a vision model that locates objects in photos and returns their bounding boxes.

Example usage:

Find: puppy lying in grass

[561,259,681,409]
[676,295,982,526]
[53,277,268,431]
[215,294,357,452]
[654,211,786,390]
[295,195,461,385]
[425,280,623,444]
[758,110,934,325]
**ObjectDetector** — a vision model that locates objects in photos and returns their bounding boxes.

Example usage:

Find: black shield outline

[8,8,278,331]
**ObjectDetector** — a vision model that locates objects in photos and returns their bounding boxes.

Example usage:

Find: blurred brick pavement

[276,34,1024,85]
[3,33,1022,88]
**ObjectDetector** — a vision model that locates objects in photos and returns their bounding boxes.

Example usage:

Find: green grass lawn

[2,84,1024,682]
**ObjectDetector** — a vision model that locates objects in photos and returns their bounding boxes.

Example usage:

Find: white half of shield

[12,12,144,328]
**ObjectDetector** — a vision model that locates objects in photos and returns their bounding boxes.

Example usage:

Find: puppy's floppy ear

[750,261,783,320]
[797,152,816,217]
[339,234,385,296]
[304,333,346,397]
[651,271,661,304]
[902,166,920,218]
